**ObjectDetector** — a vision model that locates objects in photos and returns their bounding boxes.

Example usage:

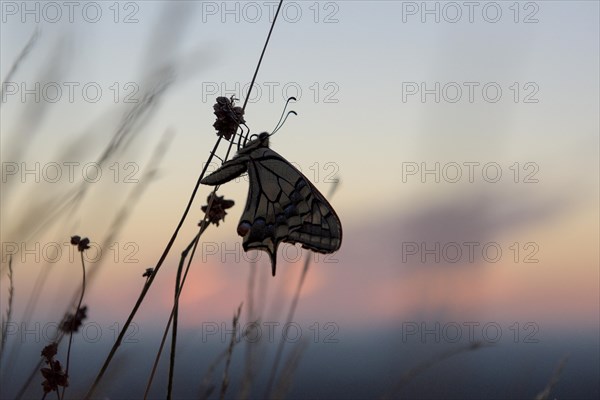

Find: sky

[1,1,599,399]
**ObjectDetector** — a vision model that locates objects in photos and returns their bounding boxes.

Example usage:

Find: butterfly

[201,132,342,276]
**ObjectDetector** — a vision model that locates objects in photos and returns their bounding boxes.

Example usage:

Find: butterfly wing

[238,147,342,276]
[201,156,248,186]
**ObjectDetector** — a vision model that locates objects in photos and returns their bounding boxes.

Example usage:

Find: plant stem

[264,253,311,398]
[84,136,222,399]
[242,0,285,111]
[61,251,86,400]
[220,304,243,400]
[166,245,184,400]
[0,255,14,361]
[144,224,205,399]
[164,0,285,396]
[264,181,341,397]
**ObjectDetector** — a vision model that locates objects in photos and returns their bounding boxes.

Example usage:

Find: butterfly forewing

[201,134,342,276]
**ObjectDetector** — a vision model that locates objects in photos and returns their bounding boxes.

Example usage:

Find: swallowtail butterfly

[201,132,342,276]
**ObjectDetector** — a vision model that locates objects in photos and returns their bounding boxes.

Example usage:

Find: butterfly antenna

[269,96,296,136]
[270,110,297,137]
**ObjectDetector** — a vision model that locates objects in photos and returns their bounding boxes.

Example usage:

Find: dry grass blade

[15,66,174,245]
[238,262,258,400]
[220,304,243,400]
[0,28,40,104]
[383,341,492,399]
[83,133,222,399]
[70,128,174,300]
[61,249,88,400]
[264,179,341,398]
[167,230,186,400]
[272,339,309,399]
[143,225,205,400]
[534,354,569,400]
[0,256,15,361]
[198,320,258,399]
[264,252,311,398]
[11,132,172,398]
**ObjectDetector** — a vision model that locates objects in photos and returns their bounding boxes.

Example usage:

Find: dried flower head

[70,235,91,252]
[41,343,58,361]
[142,268,154,278]
[40,342,68,394]
[41,360,69,393]
[60,305,88,333]
[213,96,245,140]
[201,193,235,227]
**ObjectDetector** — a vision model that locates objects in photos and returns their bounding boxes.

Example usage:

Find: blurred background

[1,1,598,398]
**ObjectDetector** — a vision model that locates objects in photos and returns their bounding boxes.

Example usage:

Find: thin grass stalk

[6,92,175,385]
[21,75,173,245]
[14,331,66,400]
[145,208,219,399]
[60,251,86,400]
[164,0,286,396]
[382,341,492,399]
[264,181,340,397]
[272,339,308,398]
[166,243,184,400]
[83,135,222,399]
[149,188,221,398]
[238,261,257,399]
[0,255,14,360]
[220,304,243,400]
[89,0,286,395]
[198,317,260,399]
[263,253,312,398]
[145,224,204,399]
[241,0,284,110]
[534,354,569,400]
[12,134,170,397]
[0,28,39,108]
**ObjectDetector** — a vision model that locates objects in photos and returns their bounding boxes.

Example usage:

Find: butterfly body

[201,132,342,276]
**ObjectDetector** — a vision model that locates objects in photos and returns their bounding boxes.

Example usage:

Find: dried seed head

[41,360,69,393]
[41,343,58,361]
[77,238,90,252]
[60,305,88,333]
[70,235,91,252]
[201,193,235,227]
[142,267,154,278]
[213,96,245,140]
[40,343,69,394]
